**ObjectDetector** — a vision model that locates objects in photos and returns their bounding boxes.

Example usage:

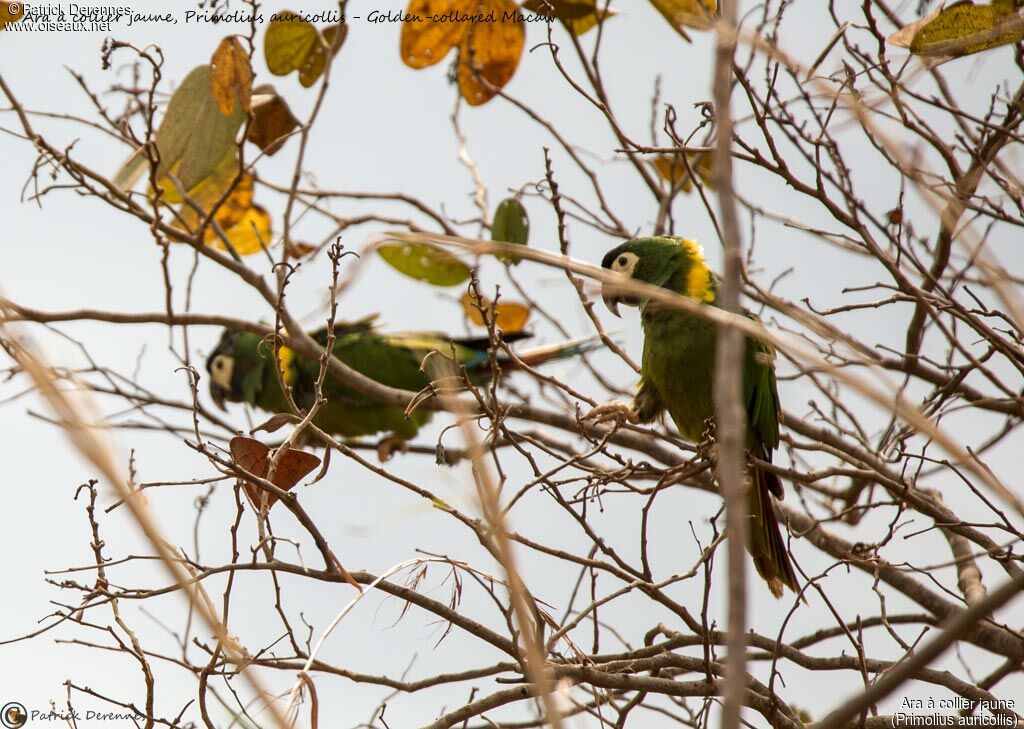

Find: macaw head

[206,329,257,411]
[599,236,715,316]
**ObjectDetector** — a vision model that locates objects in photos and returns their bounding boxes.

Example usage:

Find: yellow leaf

[176,172,253,229]
[900,1,1024,57]
[649,0,716,36]
[210,36,253,115]
[651,152,714,193]
[457,0,525,106]
[461,291,532,332]
[400,0,470,68]
[153,150,239,205]
[206,203,272,255]
[167,171,271,256]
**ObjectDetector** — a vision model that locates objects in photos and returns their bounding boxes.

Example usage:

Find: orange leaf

[461,291,532,332]
[457,0,525,105]
[230,436,321,510]
[1,0,25,29]
[210,36,253,115]
[400,0,470,68]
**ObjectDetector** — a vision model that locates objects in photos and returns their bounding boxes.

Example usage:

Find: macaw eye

[210,355,234,390]
[617,256,628,267]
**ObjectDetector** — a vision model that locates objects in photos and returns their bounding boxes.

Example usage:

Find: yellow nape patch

[680,238,715,302]
[277,346,297,384]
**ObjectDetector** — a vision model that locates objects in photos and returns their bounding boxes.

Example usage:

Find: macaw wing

[379,331,530,374]
[310,314,380,346]
[743,316,781,452]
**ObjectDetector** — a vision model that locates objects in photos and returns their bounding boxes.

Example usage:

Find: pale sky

[2,1,1022,727]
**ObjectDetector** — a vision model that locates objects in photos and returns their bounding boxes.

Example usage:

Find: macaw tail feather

[747,461,800,598]
[506,335,605,370]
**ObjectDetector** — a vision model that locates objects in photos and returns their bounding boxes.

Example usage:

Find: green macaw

[589,236,798,597]
[206,317,597,458]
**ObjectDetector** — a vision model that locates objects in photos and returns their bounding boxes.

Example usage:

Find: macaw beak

[209,383,228,412]
[601,283,622,318]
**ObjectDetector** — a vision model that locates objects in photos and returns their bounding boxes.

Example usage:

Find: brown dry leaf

[285,241,319,258]
[230,436,321,510]
[400,0,470,68]
[521,0,617,35]
[649,0,716,36]
[210,36,253,115]
[247,84,299,155]
[461,291,532,332]
[457,0,525,105]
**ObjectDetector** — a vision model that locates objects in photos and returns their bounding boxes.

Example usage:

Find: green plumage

[206,317,596,445]
[601,236,798,597]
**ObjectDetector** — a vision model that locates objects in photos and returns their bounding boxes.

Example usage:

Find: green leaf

[378,243,471,286]
[154,65,245,191]
[265,12,346,87]
[905,1,1024,57]
[265,12,320,76]
[491,197,530,264]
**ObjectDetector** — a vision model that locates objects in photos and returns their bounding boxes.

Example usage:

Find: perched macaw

[589,236,798,597]
[206,317,597,458]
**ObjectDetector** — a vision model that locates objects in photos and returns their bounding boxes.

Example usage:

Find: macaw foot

[583,400,639,426]
[376,435,409,462]
[697,418,717,462]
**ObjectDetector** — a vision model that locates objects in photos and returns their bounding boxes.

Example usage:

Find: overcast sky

[3,1,1022,727]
